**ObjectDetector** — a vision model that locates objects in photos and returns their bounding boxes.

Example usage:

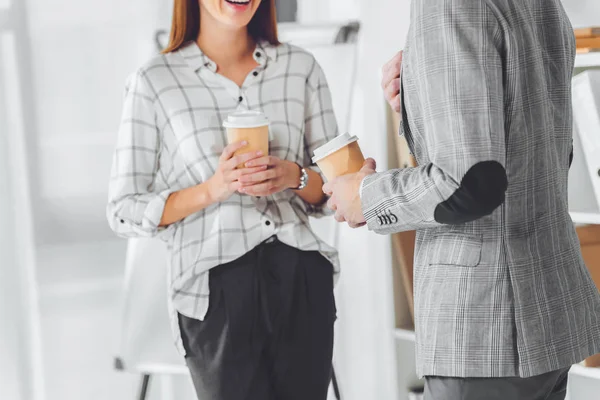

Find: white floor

[36,237,600,400]
[37,239,197,400]
[35,239,337,400]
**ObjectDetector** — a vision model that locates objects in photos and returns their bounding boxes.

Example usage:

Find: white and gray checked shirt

[107,41,339,354]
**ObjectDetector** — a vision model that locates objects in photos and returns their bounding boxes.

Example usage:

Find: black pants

[178,238,336,400]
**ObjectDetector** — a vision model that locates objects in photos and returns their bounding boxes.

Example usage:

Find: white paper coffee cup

[312,133,365,181]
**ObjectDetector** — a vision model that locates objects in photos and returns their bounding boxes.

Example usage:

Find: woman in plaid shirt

[107,0,340,399]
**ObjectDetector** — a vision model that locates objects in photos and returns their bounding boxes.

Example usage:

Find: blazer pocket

[427,234,483,267]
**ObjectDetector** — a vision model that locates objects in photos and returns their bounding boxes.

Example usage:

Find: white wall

[294,1,413,399]
[333,2,411,400]
[0,4,45,400]
[561,0,600,28]
[20,1,171,400]
[297,0,359,24]
[26,0,166,245]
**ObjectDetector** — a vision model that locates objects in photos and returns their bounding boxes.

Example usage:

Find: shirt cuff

[359,175,367,200]
[359,172,381,227]
[142,188,176,239]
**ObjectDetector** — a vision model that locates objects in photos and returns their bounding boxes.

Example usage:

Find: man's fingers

[384,77,401,103]
[381,51,403,89]
[334,211,346,223]
[327,197,337,211]
[322,181,333,195]
[362,158,377,171]
[381,51,402,80]
[220,141,249,162]
[349,221,366,229]
[390,95,401,113]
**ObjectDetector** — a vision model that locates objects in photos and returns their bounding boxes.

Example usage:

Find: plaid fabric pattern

[361,0,600,378]
[107,41,339,354]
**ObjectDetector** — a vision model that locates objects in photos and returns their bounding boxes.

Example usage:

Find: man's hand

[381,51,403,113]
[323,158,377,228]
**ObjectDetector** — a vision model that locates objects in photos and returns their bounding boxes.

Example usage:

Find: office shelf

[570,212,600,225]
[575,53,600,69]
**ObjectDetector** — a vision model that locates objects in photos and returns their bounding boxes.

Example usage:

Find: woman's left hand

[238,156,301,196]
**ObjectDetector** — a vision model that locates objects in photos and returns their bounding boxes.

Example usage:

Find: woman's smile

[224,0,252,13]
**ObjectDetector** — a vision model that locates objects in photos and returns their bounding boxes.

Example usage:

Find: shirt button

[265,220,271,226]
[120,219,125,224]
[255,52,261,58]
[253,71,258,77]
[238,96,243,102]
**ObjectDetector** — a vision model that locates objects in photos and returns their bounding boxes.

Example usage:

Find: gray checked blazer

[361,0,600,378]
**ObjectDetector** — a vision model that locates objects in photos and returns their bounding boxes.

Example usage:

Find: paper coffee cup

[223,110,269,167]
[312,133,365,181]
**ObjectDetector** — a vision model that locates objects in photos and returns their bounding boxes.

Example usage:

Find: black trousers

[178,238,336,400]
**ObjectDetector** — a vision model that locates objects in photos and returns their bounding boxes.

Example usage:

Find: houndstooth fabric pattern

[361,0,600,378]
[107,41,339,354]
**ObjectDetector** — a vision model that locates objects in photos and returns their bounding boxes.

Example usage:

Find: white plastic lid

[223,110,269,128]
[312,133,359,162]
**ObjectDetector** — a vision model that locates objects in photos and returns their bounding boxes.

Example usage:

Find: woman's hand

[237,156,301,196]
[207,141,268,203]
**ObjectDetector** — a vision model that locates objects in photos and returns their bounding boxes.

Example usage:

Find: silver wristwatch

[295,163,309,190]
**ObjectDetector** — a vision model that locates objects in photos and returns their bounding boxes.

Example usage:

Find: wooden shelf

[570,212,600,225]
[571,364,600,380]
[575,52,600,69]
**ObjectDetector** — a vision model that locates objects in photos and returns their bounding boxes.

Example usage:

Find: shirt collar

[179,41,217,72]
[179,40,278,73]
[256,41,278,63]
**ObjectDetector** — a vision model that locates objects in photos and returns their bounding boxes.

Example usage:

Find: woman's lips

[224,0,251,12]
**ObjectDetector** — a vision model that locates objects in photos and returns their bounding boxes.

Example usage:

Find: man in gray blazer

[324,0,600,398]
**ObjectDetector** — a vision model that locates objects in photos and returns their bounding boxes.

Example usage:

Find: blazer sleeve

[361,0,508,234]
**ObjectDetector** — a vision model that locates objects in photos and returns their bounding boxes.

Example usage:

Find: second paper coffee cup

[312,133,365,181]
[223,110,269,168]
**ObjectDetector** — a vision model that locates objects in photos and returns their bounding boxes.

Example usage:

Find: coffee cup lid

[223,110,269,128]
[312,133,359,163]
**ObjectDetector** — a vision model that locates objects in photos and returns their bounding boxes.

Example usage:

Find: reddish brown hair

[162,0,279,54]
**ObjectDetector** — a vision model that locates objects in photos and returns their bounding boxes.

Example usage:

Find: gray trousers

[425,367,570,400]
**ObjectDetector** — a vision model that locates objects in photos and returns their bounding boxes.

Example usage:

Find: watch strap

[295,163,309,190]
